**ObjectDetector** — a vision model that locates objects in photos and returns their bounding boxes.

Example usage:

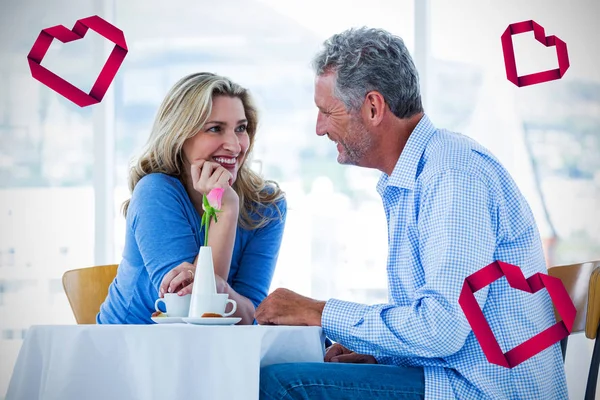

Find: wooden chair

[548,260,600,400]
[62,264,119,324]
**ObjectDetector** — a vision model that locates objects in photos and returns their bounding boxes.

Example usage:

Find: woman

[98,72,286,325]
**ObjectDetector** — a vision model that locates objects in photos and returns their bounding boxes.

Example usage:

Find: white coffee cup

[154,293,191,317]
[188,293,237,318]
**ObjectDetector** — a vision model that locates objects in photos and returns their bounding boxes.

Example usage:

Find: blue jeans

[260,362,425,399]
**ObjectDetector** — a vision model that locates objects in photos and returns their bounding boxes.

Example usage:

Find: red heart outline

[27,15,128,107]
[501,20,569,87]
[459,260,576,368]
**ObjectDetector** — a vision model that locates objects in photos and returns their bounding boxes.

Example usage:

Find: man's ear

[363,91,386,126]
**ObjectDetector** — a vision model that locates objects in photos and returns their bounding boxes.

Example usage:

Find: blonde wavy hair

[122,72,285,230]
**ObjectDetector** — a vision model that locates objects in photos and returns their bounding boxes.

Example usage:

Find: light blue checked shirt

[322,115,568,399]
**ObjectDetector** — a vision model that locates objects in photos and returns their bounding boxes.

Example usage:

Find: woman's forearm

[224,284,256,325]
[207,207,238,280]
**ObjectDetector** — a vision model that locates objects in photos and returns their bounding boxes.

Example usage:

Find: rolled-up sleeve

[322,170,497,360]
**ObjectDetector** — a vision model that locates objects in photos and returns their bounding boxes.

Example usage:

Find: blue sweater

[97,173,286,324]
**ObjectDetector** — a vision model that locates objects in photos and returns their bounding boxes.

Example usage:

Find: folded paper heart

[501,20,569,87]
[459,260,576,368]
[27,15,128,107]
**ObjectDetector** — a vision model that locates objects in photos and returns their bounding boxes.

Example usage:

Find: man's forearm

[322,298,474,360]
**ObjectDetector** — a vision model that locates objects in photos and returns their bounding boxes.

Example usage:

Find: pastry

[201,312,223,318]
[152,311,165,318]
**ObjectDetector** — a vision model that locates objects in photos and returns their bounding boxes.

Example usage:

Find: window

[427,0,600,266]
[113,0,414,302]
[1,1,598,398]
[427,2,600,397]
[0,1,98,396]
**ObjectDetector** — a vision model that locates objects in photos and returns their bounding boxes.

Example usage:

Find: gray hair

[312,27,423,119]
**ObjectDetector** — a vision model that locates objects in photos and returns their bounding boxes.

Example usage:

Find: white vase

[188,246,217,317]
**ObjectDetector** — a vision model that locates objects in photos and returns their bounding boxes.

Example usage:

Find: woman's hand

[159,261,195,297]
[190,161,239,212]
[190,160,233,193]
[159,260,229,297]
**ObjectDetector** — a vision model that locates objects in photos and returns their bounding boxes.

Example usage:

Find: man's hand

[324,343,377,364]
[255,288,325,326]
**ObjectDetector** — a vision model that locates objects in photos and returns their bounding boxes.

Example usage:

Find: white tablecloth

[7,324,325,400]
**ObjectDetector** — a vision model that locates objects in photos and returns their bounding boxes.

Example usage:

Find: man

[256,27,567,399]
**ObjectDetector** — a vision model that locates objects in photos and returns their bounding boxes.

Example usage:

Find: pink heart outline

[501,20,569,87]
[27,15,128,107]
[458,260,576,368]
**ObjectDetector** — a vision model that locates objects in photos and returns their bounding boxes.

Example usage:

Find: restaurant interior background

[0,0,598,398]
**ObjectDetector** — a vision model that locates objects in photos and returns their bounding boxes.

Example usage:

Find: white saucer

[182,317,242,326]
[151,316,185,324]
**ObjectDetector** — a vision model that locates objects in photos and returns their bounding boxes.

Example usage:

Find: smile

[213,157,237,165]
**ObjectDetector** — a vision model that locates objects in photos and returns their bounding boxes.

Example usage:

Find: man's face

[314,72,373,166]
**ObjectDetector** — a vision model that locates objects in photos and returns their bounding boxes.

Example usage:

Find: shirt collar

[377,114,437,195]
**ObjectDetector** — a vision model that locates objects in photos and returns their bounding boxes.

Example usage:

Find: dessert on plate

[201,313,223,318]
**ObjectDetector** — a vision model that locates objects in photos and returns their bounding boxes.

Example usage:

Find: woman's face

[182,95,250,184]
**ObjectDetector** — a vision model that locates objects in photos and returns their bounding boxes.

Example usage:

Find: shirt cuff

[321,298,369,345]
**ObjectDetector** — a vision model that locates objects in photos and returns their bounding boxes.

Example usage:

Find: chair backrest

[588,265,600,339]
[62,264,118,324]
[548,260,600,339]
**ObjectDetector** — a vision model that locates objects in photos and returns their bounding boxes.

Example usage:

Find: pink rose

[201,188,225,245]
[206,187,224,210]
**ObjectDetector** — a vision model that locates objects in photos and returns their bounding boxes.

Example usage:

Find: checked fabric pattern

[322,114,567,400]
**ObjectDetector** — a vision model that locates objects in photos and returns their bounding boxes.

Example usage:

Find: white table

[7,324,325,400]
